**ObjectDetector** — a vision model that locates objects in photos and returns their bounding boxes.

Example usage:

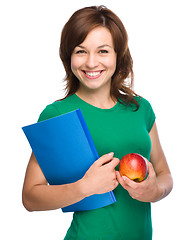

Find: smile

[82,70,104,79]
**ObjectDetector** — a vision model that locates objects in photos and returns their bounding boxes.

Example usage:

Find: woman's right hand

[81,153,120,196]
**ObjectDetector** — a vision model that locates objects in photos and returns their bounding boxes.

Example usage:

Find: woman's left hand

[116,160,163,202]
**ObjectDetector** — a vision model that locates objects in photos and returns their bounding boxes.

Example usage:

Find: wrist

[78,177,93,198]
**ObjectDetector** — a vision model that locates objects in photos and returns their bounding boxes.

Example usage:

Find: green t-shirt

[38,94,156,240]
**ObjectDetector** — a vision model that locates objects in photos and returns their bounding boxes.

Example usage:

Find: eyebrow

[98,44,112,49]
[77,44,112,49]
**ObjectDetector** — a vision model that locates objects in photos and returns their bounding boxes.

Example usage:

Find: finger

[121,174,140,190]
[108,157,120,169]
[122,175,135,186]
[146,160,156,179]
[95,152,114,167]
[116,171,124,185]
[115,179,119,188]
[116,171,131,191]
[144,158,153,171]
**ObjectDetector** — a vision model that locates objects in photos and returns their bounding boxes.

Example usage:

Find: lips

[82,70,104,79]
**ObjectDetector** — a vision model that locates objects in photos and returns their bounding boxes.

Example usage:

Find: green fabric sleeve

[37,104,60,122]
[143,99,156,132]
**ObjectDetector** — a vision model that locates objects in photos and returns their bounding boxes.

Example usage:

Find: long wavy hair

[59,5,139,109]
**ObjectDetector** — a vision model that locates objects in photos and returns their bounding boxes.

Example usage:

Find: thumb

[96,152,114,167]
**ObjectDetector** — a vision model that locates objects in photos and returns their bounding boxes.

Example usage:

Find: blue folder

[22,109,116,212]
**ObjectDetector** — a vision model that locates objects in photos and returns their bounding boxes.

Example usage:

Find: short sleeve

[142,99,156,132]
[37,104,60,122]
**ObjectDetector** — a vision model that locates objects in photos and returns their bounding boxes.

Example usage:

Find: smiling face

[71,27,117,94]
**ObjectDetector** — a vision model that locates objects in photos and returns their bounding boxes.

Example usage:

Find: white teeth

[85,71,102,77]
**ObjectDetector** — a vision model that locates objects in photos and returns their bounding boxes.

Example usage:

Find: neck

[76,88,116,109]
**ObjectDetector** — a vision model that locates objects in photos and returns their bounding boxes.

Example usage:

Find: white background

[1,0,190,239]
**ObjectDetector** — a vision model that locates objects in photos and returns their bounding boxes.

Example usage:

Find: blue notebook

[22,109,116,212]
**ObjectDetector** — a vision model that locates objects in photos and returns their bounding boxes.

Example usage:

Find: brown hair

[59,5,139,109]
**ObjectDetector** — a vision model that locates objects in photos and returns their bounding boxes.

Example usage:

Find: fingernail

[122,176,127,181]
[108,152,114,156]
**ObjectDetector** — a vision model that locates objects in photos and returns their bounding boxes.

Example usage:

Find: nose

[85,53,99,69]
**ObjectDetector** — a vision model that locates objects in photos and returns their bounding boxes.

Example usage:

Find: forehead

[79,27,114,48]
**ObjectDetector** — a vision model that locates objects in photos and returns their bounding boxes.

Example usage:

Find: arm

[149,122,173,201]
[22,152,119,211]
[116,122,173,202]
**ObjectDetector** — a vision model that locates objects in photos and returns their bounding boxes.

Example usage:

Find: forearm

[23,179,87,211]
[23,153,119,212]
[152,173,173,203]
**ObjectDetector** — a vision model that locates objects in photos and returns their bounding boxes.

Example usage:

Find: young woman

[22,6,173,240]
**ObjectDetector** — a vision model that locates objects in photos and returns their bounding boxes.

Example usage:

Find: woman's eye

[76,50,86,54]
[99,50,108,54]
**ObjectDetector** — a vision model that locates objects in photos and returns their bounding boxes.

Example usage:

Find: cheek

[71,56,82,73]
[104,56,117,72]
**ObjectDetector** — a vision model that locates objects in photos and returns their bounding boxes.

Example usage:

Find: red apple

[119,153,148,182]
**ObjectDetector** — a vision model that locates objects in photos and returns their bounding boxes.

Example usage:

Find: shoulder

[37,95,77,122]
[37,104,59,122]
[135,96,153,111]
[119,95,153,112]
[135,96,156,132]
